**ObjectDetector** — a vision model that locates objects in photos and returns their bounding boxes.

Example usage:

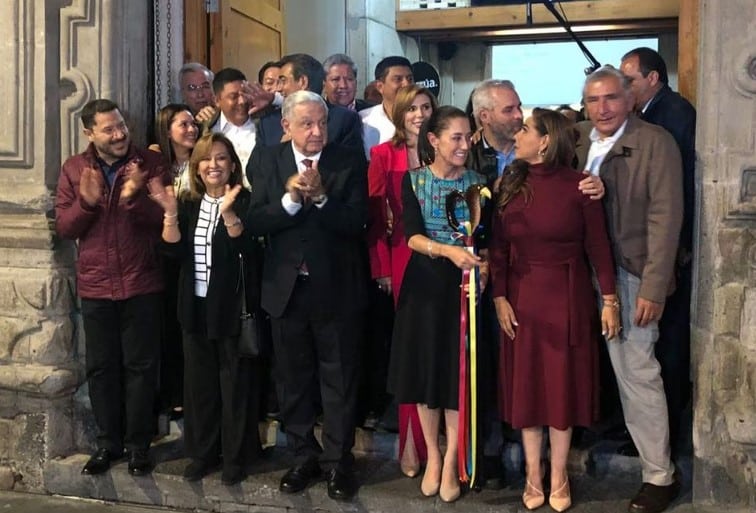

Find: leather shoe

[279,459,322,494]
[629,481,681,513]
[480,456,506,490]
[81,448,114,475]
[183,459,220,482]
[127,449,152,476]
[326,467,357,501]
[617,441,640,457]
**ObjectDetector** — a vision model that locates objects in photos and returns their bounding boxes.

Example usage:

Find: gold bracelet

[603,298,620,309]
[224,218,242,228]
[164,212,178,218]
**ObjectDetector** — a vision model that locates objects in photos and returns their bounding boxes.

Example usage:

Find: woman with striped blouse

[149,132,262,486]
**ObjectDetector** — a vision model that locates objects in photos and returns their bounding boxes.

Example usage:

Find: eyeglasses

[185,83,211,92]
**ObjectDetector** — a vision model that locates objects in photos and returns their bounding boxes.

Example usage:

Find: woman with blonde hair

[367,84,437,478]
[149,132,262,486]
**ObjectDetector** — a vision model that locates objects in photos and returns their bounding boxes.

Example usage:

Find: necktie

[299,158,313,275]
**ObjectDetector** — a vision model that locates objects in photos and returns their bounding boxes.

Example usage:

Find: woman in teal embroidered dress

[388,106,486,503]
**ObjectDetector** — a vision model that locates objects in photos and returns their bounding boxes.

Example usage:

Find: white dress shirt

[584,119,629,175]
[281,146,327,215]
[213,112,256,188]
[359,103,395,160]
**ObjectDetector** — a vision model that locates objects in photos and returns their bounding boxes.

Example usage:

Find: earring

[538,148,547,156]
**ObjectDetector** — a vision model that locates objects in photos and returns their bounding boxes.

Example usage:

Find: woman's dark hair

[390,84,438,147]
[417,105,469,166]
[496,107,577,209]
[154,103,194,171]
[186,133,244,201]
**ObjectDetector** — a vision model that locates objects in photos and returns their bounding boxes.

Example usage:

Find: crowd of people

[54,46,695,513]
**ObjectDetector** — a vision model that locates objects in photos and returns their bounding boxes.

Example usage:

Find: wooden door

[184,0,285,82]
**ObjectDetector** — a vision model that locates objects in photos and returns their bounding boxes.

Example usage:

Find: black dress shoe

[629,480,681,513]
[221,465,246,486]
[183,459,220,482]
[617,441,640,457]
[279,460,322,494]
[326,467,357,501]
[127,449,152,476]
[479,456,506,490]
[81,448,114,475]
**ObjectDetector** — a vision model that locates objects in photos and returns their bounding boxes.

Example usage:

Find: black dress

[388,167,486,410]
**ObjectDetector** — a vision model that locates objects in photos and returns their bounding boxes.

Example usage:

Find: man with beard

[55,99,168,477]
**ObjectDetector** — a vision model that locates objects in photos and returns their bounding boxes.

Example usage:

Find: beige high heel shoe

[549,478,572,512]
[523,479,545,510]
[420,464,440,497]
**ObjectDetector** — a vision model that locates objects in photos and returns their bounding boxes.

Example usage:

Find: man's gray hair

[179,62,214,84]
[471,79,517,118]
[322,53,357,78]
[583,65,631,98]
[282,90,329,121]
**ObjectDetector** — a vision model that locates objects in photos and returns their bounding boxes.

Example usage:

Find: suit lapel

[277,142,297,188]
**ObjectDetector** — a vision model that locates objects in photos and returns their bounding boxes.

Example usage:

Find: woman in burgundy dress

[489,108,620,511]
[367,85,437,477]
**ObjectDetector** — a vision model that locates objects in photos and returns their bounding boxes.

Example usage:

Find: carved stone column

[0,0,152,491]
[693,0,756,508]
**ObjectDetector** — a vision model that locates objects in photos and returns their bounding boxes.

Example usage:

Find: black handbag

[237,253,261,358]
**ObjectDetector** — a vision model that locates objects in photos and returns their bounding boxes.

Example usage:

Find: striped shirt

[193,193,224,297]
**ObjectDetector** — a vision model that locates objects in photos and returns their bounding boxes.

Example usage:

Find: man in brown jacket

[576,66,683,513]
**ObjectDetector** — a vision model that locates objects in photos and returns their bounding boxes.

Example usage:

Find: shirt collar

[589,118,629,145]
[291,145,322,171]
[218,111,253,131]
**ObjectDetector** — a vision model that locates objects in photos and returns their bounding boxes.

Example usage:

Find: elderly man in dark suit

[256,53,364,152]
[620,47,696,460]
[246,90,368,501]
[576,65,683,513]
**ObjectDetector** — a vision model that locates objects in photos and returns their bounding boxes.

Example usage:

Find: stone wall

[692,0,756,508]
[0,0,152,491]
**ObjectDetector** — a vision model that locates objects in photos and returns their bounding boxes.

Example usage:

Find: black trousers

[271,278,363,470]
[182,299,261,469]
[159,261,183,412]
[81,293,162,454]
[656,263,692,456]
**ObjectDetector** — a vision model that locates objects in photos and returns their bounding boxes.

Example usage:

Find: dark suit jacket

[355,99,375,112]
[257,103,364,152]
[641,85,696,254]
[246,142,368,318]
[162,189,262,339]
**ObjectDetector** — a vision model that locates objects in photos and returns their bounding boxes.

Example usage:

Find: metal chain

[166,0,173,103]
[154,0,162,111]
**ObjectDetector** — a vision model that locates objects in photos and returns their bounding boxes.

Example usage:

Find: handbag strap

[238,253,250,316]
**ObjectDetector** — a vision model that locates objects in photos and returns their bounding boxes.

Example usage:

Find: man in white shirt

[210,67,256,188]
[359,56,414,159]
